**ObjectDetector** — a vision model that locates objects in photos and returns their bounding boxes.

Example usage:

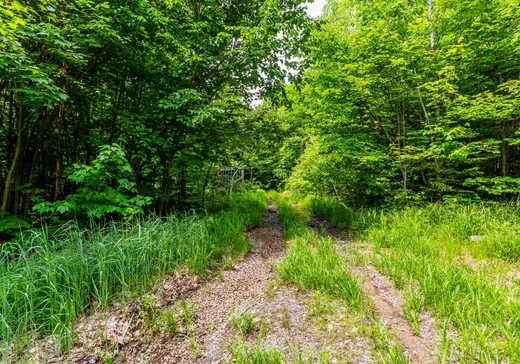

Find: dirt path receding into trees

[29,203,375,363]
[115,203,372,363]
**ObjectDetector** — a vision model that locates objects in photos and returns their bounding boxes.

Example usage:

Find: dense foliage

[4,0,518,230]
[0,0,311,234]
[280,0,520,206]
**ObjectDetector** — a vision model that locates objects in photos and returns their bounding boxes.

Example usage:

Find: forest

[1,0,520,362]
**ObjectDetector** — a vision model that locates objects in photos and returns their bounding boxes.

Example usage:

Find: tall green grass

[367,206,520,362]
[278,236,363,309]
[0,190,266,354]
[269,191,310,239]
[300,196,379,235]
[303,197,520,362]
[273,193,409,361]
[270,192,363,309]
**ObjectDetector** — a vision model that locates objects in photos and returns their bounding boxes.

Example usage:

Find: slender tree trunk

[0,87,6,125]
[55,2,68,201]
[160,161,173,216]
[54,80,66,201]
[13,166,20,215]
[428,0,441,118]
[201,160,215,205]
[428,0,435,51]
[502,140,508,177]
[402,168,408,197]
[24,148,40,218]
[111,75,126,140]
[2,93,24,212]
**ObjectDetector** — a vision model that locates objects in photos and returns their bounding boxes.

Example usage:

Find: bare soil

[354,264,440,363]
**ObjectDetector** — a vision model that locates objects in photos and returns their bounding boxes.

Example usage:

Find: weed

[271,193,362,309]
[301,196,379,235]
[142,296,156,312]
[189,332,200,357]
[371,321,410,364]
[278,236,363,309]
[289,347,334,364]
[232,310,256,336]
[223,256,234,270]
[309,292,334,318]
[439,319,456,363]
[265,280,277,299]
[180,299,196,327]
[162,309,179,336]
[216,271,224,281]
[402,288,423,334]
[367,205,520,361]
[304,197,520,361]
[227,340,285,363]
[103,353,114,364]
[280,307,291,329]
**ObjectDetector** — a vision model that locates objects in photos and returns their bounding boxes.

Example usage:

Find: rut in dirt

[116,203,285,363]
[310,216,441,364]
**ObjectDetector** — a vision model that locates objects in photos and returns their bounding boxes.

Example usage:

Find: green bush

[34,144,151,219]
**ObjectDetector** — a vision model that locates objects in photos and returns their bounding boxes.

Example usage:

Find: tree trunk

[201,160,215,205]
[55,0,68,201]
[13,166,21,215]
[55,86,65,201]
[428,0,441,118]
[2,93,24,212]
[428,0,435,51]
[159,161,172,216]
[502,140,508,177]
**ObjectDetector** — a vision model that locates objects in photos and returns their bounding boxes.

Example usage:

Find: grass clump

[271,193,363,309]
[228,341,285,363]
[0,190,267,356]
[232,310,257,336]
[366,204,520,361]
[162,309,179,336]
[301,195,379,235]
[402,288,423,334]
[303,196,520,361]
[272,193,412,362]
[371,321,410,364]
[180,299,197,327]
[278,237,362,309]
[269,191,310,239]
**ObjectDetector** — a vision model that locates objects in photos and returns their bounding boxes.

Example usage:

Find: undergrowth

[270,192,408,362]
[0,190,266,357]
[228,340,335,364]
[368,207,520,362]
[302,196,520,362]
[300,196,379,237]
